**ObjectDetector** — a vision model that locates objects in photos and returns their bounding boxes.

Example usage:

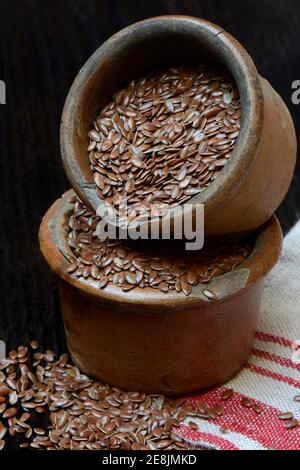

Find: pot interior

[62,17,260,210]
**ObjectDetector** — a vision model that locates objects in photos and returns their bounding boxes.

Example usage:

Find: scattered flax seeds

[0,344,299,450]
[0,344,197,450]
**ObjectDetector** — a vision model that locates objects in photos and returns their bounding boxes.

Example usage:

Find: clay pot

[39,190,282,395]
[60,15,296,238]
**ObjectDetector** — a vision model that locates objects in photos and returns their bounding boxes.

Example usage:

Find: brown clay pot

[39,190,282,395]
[60,15,296,238]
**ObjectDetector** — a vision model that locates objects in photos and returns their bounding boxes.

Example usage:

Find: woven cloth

[176,221,300,450]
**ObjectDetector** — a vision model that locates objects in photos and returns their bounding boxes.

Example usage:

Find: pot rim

[39,190,282,306]
[60,15,264,216]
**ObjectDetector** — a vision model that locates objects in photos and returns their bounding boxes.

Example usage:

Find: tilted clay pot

[39,190,282,395]
[60,15,296,237]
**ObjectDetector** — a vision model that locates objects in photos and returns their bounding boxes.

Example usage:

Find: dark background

[0,0,299,354]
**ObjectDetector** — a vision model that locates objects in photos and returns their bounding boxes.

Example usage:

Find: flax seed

[203,288,217,300]
[88,65,241,216]
[0,343,196,450]
[285,419,299,429]
[221,388,234,400]
[30,340,39,350]
[66,196,252,296]
[188,421,198,431]
[3,407,17,419]
[252,403,263,414]
[241,397,252,408]
[279,412,294,420]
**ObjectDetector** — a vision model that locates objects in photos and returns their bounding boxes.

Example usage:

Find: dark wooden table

[0,0,299,354]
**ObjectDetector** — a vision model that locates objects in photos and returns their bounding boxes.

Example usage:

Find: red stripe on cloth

[185,387,300,450]
[251,348,300,371]
[177,424,239,450]
[255,331,293,348]
[245,363,300,388]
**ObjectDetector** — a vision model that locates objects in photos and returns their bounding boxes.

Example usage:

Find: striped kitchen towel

[177,220,300,450]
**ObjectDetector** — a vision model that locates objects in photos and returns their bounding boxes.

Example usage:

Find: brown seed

[187,271,198,285]
[241,397,252,408]
[113,257,124,269]
[0,385,10,397]
[293,395,300,403]
[212,403,223,416]
[113,192,123,206]
[165,99,174,113]
[284,419,299,429]
[88,130,101,142]
[102,140,113,151]
[3,407,17,419]
[221,389,234,400]
[188,421,198,431]
[207,408,217,419]
[34,427,46,436]
[219,427,229,434]
[25,428,33,439]
[177,409,187,421]
[179,176,191,189]
[152,427,163,438]
[0,404,5,414]
[125,179,135,193]
[181,281,192,297]
[279,412,294,420]
[9,391,18,405]
[177,167,187,182]
[0,425,7,440]
[158,281,168,293]
[0,439,5,450]
[94,173,105,190]
[98,276,109,289]
[20,412,31,422]
[67,260,78,273]
[197,401,208,414]
[30,340,39,350]
[125,272,137,285]
[132,158,146,169]
[252,403,263,414]
[223,92,232,104]
[170,185,180,199]
[203,289,217,300]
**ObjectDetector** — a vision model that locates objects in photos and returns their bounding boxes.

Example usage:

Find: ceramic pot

[39,190,282,395]
[60,15,296,238]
